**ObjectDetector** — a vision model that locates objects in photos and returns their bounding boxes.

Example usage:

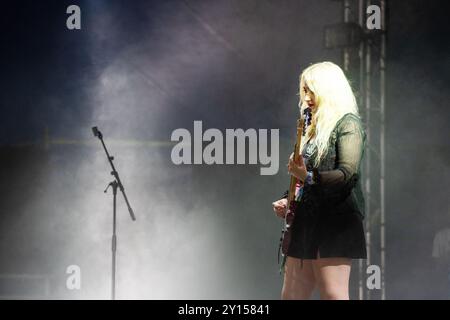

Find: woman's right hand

[272,198,288,218]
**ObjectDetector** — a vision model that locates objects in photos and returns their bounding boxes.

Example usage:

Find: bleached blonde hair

[299,61,360,167]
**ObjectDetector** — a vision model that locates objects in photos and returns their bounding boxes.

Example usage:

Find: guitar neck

[287,117,305,203]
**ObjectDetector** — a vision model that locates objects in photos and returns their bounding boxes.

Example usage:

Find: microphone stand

[92,126,136,300]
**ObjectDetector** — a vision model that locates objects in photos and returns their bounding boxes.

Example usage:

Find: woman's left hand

[287,152,308,182]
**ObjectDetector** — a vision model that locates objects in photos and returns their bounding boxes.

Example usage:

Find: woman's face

[302,85,317,111]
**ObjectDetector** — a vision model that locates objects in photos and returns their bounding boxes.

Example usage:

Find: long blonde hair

[299,61,360,167]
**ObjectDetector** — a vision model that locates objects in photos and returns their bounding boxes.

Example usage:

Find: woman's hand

[287,152,308,182]
[272,198,288,218]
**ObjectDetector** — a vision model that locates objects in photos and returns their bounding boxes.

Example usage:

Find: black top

[283,113,366,219]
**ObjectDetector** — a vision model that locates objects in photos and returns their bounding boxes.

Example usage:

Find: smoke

[1,0,449,299]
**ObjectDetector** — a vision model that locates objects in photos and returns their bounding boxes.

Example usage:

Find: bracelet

[305,170,315,185]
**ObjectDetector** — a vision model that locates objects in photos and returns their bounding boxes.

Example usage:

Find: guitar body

[281,200,298,255]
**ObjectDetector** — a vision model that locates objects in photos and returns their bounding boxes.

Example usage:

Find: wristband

[305,170,315,185]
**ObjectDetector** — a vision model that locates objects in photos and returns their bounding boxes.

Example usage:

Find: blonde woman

[272,61,367,300]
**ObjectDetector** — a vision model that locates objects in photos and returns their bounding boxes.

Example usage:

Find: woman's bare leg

[312,252,352,300]
[281,257,316,300]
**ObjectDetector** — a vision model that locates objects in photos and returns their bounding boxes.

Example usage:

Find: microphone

[92,126,102,139]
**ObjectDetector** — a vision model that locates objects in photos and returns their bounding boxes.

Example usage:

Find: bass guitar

[278,107,312,263]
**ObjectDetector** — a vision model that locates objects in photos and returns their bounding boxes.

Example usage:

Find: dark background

[0,0,449,299]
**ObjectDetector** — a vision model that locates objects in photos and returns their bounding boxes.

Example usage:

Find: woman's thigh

[311,255,352,300]
[282,256,316,300]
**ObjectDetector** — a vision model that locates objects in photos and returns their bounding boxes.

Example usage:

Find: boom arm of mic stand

[94,127,136,221]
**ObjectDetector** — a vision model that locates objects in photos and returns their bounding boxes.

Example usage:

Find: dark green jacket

[283,112,366,219]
